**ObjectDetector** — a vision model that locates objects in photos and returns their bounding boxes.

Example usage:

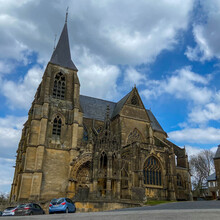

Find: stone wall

[40,148,70,200]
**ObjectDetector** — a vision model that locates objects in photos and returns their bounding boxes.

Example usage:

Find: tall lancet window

[143,156,162,186]
[53,72,65,100]
[52,116,62,136]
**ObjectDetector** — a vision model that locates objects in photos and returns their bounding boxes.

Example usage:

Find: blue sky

[0,0,220,193]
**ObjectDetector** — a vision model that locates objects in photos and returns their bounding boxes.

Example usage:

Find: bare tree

[189,150,215,193]
[0,192,9,205]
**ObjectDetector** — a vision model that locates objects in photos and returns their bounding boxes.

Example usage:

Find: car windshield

[5,207,16,211]
[17,204,29,208]
[51,198,64,205]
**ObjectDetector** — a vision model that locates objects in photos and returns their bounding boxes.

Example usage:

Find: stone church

[10,18,192,205]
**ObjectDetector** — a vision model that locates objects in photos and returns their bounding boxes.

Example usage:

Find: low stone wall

[75,201,142,212]
[4,200,142,214]
[40,200,142,214]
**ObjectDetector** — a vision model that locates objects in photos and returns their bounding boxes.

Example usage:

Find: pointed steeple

[50,20,77,71]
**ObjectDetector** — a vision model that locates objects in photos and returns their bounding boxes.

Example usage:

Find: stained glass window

[177,174,183,187]
[143,156,162,186]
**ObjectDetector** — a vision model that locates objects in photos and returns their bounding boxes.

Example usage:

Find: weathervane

[65,6,69,23]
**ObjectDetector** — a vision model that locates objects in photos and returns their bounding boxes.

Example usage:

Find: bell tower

[10,15,83,202]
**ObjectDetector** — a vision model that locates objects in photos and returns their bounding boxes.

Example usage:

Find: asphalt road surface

[1,201,220,220]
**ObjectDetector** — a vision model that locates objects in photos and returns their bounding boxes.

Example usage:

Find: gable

[120,88,150,121]
[125,87,145,109]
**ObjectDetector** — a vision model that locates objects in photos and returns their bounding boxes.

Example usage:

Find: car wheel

[29,212,33,215]
[65,208,69,213]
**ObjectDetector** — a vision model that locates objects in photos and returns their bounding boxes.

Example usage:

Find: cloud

[142,66,212,104]
[77,48,121,100]
[123,67,147,87]
[185,0,220,61]
[184,145,218,158]
[168,127,220,144]
[0,115,26,158]
[1,66,43,109]
[0,157,15,193]
[0,60,15,75]
[0,115,26,193]
[189,103,220,124]
[0,0,194,66]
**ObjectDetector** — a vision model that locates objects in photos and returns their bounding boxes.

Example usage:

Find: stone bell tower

[10,16,83,202]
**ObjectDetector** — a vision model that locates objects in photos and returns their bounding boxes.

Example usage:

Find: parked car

[49,198,76,214]
[14,203,45,216]
[2,206,17,216]
[0,211,2,216]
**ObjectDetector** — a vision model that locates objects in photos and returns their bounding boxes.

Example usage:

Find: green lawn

[145,200,174,206]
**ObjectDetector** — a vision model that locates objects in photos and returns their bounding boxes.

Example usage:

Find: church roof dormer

[50,19,78,71]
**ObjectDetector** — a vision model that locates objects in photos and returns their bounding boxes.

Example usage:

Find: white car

[2,206,17,216]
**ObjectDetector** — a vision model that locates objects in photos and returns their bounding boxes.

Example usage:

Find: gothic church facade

[10,20,192,204]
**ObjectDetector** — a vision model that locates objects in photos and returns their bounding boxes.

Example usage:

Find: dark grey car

[15,203,45,216]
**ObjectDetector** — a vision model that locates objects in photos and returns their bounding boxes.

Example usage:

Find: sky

[0,0,220,193]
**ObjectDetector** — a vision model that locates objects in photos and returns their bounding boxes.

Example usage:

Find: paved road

[1,201,220,220]
[113,200,220,211]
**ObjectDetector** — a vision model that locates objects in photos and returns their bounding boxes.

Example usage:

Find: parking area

[1,201,220,220]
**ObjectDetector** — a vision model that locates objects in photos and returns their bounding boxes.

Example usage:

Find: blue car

[49,198,76,214]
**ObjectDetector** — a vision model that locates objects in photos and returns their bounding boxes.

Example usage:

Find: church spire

[50,13,77,71]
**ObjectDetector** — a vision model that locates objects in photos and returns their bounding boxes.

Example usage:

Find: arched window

[127,128,142,144]
[121,160,129,190]
[112,153,117,175]
[100,152,107,177]
[52,116,62,136]
[53,72,65,100]
[143,156,162,186]
[131,95,139,106]
[83,125,88,141]
[177,174,183,187]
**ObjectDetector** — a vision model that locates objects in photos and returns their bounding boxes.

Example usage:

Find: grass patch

[145,200,174,206]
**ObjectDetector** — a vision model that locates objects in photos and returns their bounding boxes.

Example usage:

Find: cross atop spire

[65,7,69,24]
[50,11,77,71]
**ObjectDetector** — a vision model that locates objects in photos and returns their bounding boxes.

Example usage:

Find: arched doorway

[75,160,91,200]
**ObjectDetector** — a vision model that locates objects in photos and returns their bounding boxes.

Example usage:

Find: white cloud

[142,66,212,104]
[0,60,14,75]
[168,127,220,144]
[0,0,194,66]
[189,103,220,124]
[0,115,26,193]
[0,115,26,158]
[1,66,43,109]
[185,0,220,61]
[77,48,120,100]
[0,157,15,193]
[123,67,147,87]
[184,145,217,158]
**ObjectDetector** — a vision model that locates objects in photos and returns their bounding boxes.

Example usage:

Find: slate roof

[214,145,220,159]
[111,92,131,118]
[207,173,216,181]
[50,23,78,71]
[147,110,166,134]
[79,95,116,121]
[79,94,165,134]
